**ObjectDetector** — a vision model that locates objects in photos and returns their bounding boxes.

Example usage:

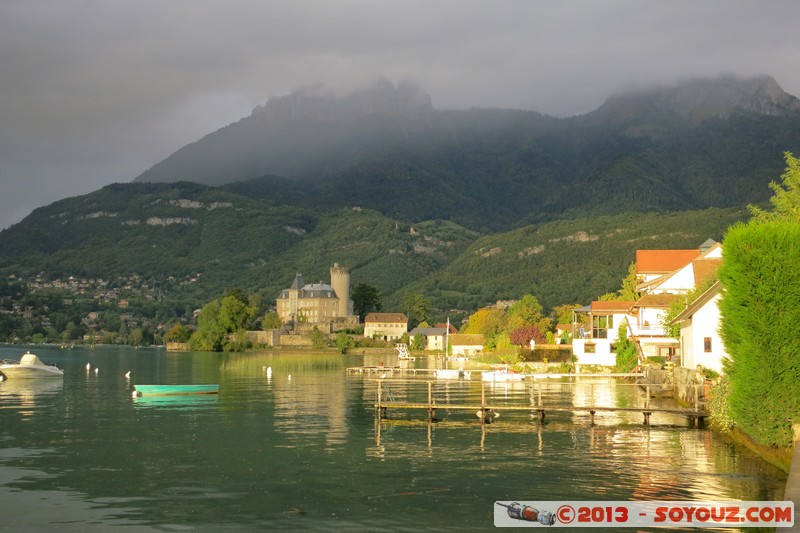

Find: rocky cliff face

[251,77,433,122]
[599,74,800,120]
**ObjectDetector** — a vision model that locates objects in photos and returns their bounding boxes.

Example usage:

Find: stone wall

[642,365,675,397]
[246,330,280,347]
[644,365,709,406]
[673,366,707,406]
[279,333,314,346]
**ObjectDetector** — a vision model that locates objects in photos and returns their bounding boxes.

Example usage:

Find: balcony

[627,324,666,337]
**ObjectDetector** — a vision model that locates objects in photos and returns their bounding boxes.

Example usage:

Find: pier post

[377,380,387,419]
[427,381,436,421]
[535,385,545,421]
[645,385,650,409]
[590,410,596,425]
[643,411,651,425]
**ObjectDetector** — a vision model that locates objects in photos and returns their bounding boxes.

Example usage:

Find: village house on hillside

[364,312,408,341]
[275,263,358,333]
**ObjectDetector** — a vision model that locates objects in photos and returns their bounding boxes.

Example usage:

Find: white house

[409,327,447,351]
[449,334,484,356]
[629,293,682,359]
[672,281,726,375]
[637,241,721,295]
[572,240,725,368]
[572,301,635,366]
[364,312,408,341]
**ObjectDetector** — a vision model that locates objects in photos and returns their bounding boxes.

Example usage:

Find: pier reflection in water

[0,346,787,532]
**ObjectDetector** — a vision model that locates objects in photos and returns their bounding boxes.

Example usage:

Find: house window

[584,343,596,354]
[592,314,613,339]
[704,337,712,353]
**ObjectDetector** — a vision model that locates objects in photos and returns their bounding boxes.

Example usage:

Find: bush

[719,221,800,447]
[519,347,572,363]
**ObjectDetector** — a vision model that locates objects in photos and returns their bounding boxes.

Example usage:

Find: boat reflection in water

[132,393,219,409]
[0,378,64,419]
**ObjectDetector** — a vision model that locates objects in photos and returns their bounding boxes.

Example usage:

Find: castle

[276,263,357,332]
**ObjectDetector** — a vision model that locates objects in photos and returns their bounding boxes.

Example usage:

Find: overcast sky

[1,0,799,230]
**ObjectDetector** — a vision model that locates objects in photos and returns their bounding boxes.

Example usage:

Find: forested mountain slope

[134,75,800,231]
[0,181,746,317]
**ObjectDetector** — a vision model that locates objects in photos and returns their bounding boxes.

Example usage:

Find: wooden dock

[373,379,708,427]
[347,365,644,379]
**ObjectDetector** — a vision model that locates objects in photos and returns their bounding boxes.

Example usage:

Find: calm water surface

[0,345,787,531]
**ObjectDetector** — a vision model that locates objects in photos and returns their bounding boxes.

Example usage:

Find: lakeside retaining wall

[642,366,708,405]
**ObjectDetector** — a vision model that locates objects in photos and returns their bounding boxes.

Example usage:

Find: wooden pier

[347,364,644,379]
[373,379,708,428]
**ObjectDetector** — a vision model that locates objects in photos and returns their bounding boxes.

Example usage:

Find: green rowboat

[133,384,219,397]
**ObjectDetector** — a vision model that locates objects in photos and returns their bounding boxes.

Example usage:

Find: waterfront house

[449,334,484,356]
[637,241,721,295]
[632,241,722,363]
[628,293,682,360]
[364,312,408,341]
[409,327,448,351]
[672,281,726,375]
[572,301,635,366]
[573,240,724,368]
[635,248,703,284]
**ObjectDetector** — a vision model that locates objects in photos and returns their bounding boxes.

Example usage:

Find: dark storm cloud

[1,0,799,229]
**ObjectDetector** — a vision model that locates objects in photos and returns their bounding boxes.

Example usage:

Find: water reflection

[0,379,64,419]
[132,394,219,409]
[0,346,788,531]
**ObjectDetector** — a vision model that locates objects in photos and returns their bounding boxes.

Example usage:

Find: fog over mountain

[126,75,800,230]
[3,1,800,231]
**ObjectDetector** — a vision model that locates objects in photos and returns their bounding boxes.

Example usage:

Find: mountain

[134,75,800,231]
[0,75,792,329]
[0,181,746,318]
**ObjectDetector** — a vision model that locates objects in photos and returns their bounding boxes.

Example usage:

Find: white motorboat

[481,368,525,382]
[0,352,64,379]
[434,368,471,380]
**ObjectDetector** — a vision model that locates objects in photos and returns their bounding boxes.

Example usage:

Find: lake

[0,345,787,531]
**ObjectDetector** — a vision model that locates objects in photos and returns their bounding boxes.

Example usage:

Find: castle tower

[329,263,351,318]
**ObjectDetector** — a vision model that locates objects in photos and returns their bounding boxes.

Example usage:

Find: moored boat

[132,384,219,397]
[481,369,525,382]
[0,352,64,379]
[434,368,472,380]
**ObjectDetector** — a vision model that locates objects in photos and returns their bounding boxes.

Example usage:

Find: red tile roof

[633,293,682,308]
[435,322,458,334]
[636,249,699,274]
[591,301,635,312]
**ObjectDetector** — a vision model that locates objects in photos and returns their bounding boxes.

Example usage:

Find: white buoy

[94,367,99,376]
[85,362,91,371]
[266,366,272,378]
[124,371,131,379]
[0,374,5,382]
[380,373,387,379]
[288,374,292,381]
